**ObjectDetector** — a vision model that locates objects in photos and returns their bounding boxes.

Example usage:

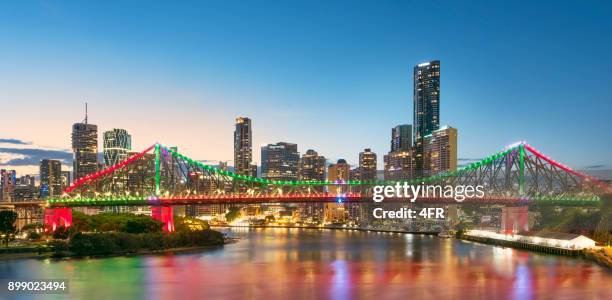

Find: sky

[0,1,611,177]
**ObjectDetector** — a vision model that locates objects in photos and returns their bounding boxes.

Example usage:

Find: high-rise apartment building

[325,159,350,223]
[40,159,62,197]
[72,105,98,182]
[298,149,326,182]
[384,150,415,181]
[103,128,132,166]
[423,126,457,177]
[234,117,253,176]
[413,60,440,177]
[391,124,412,152]
[359,148,377,181]
[261,142,299,181]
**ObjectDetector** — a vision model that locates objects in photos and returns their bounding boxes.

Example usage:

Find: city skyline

[1,1,611,177]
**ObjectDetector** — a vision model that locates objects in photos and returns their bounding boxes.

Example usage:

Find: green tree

[124,218,162,234]
[0,211,18,247]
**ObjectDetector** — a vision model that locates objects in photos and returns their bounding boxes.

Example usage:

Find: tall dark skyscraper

[261,142,299,181]
[72,104,98,182]
[40,159,62,197]
[391,124,412,152]
[413,60,440,177]
[234,117,253,176]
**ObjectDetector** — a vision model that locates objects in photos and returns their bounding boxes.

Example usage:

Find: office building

[40,159,62,197]
[261,142,299,181]
[72,106,98,182]
[234,117,253,176]
[391,124,412,152]
[103,128,132,166]
[0,169,16,201]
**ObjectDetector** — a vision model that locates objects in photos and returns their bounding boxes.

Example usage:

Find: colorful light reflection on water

[1,228,609,299]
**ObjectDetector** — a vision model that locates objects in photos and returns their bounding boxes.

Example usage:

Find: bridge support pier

[151,206,174,232]
[44,207,72,232]
[501,206,529,234]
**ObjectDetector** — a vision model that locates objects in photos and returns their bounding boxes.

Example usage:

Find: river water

[1,228,610,299]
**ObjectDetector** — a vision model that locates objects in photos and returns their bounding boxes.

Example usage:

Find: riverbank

[0,229,228,260]
[212,224,440,235]
[460,233,611,269]
[583,248,612,269]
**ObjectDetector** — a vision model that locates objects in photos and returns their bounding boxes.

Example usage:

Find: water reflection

[0,228,609,299]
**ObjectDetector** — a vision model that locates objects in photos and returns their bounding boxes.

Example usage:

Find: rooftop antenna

[84,102,88,124]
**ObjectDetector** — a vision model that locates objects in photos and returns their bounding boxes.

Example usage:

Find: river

[1,228,610,299]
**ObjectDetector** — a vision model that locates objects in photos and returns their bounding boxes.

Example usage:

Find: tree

[174,217,209,232]
[0,211,18,247]
[124,218,162,234]
[225,207,242,223]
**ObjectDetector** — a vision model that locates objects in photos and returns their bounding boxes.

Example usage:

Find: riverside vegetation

[22,212,224,258]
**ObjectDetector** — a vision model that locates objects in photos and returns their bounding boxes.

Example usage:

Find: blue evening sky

[0,1,610,175]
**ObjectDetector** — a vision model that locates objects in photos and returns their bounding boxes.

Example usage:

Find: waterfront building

[234,117,253,176]
[298,150,326,181]
[72,106,98,182]
[40,159,62,197]
[261,142,299,181]
[391,124,412,152]
[423,126,457,177]
[325,159,350,223]
[384,150,415,180]
[413,60,440,178]
[359,148,377,181]
[103,128,132,166]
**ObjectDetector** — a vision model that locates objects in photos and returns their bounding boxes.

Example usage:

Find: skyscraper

[103,128,132,166]
[358,148,377,181]
[40,159,62,197]
[391,124,412,152]
[72,104,98,182]
[423,126,457,177]
[234,117,252,176]
[413,60,440,177]
[261,142,299,181]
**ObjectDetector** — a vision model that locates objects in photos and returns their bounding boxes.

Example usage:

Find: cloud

[0,148,72,166]
[0,138,31,145]
[458,158,481,162]
[583,164,606,170]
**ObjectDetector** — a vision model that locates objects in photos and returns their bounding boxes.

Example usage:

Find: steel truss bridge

[42,141,608,207]
[12,141,603,232]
